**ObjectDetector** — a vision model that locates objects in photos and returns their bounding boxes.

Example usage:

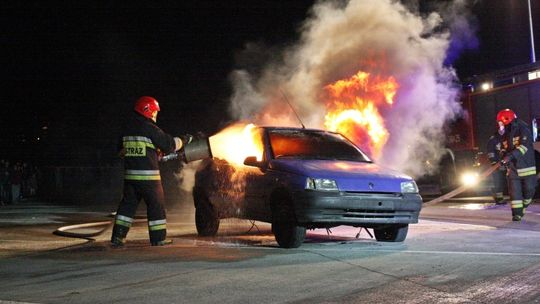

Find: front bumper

[293,190,422,228]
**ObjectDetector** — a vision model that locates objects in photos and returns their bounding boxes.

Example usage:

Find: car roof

[259,126,339,134]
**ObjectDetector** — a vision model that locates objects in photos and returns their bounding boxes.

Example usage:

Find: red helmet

[134,96,160,120]
[496,108,516,125]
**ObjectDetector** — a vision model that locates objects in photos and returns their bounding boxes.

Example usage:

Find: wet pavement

[1,197,540,303]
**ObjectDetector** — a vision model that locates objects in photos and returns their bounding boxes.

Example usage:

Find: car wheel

[374,224,408,242]
[194,191,219,237]
[271,195,306,248]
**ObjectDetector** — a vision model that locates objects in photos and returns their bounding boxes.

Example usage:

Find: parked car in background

[193,127,423,248]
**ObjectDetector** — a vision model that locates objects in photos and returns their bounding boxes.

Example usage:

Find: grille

[343,209,396,219]
[344,192,402,198]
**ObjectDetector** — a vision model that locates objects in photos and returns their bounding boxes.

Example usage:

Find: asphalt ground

[0,197,539,303]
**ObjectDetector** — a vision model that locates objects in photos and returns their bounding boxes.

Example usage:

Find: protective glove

[181,134,193,145]
[500,154,513,165]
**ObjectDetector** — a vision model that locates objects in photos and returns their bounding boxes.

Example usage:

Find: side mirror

[243,156,263,168]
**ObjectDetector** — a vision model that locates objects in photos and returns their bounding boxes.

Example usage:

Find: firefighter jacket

[119,113,178,181]
[486,132,504,165]
[501,119,537,179]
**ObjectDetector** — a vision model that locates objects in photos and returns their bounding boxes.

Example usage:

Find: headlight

[305,178,339,191]
[401,181,419,193]
[460,171,479,187]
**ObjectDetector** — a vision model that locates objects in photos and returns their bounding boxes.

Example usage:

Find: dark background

[2,0,540,166]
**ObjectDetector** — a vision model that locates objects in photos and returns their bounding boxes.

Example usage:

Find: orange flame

[323,71,398,158]
[208,123,264,166]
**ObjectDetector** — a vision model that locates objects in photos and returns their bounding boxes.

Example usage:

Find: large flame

[323,71,398,159]
[208,71,399,166]
[208,122,264,166]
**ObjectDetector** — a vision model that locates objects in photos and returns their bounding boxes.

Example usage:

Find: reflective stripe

[124,169,161,181]
[125,170,160,175]
[510,200,523,208]
[149,224,167,231]
[125,175,161,181]
[115,215,134,228]
[115,219,132,227]
[123,136,156,151]
[524,199,532,207]
[123,136,153,145]
[517,145,528,155]
[487,152,495,158]
[117,215,134,223]
[149,219,167,231]
[148,219,166,226]
[517,166,536,177]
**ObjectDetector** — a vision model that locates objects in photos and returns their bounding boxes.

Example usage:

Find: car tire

[271,194,306,248]
[194,191,219,237]
[374,224,408,242]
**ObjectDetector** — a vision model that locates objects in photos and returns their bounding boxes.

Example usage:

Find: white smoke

[228,0,478,177]
[170,160,202,219]
[177,160,202,193]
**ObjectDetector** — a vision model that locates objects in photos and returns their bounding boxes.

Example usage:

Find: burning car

[193,126,422,248]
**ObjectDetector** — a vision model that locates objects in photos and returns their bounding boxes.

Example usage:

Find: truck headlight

[401,181,419,193]
[460,171,479,187]
[305,178,339,191]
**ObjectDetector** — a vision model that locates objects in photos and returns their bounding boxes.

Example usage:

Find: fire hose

[423,163,501,206]
[53,213,148,239]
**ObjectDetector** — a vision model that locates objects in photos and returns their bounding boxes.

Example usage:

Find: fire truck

[421,62,540,196]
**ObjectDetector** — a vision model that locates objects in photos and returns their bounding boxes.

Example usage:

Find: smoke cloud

[228,0,478,177]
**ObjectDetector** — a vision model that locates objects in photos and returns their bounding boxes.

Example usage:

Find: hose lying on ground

[53,213,147,239]
[423,163,501,207]
[53,220,114,238]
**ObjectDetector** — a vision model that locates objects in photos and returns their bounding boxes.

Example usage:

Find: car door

[243,128,274,222]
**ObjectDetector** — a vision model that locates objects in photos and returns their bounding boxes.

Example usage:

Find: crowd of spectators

[0,159,40,205]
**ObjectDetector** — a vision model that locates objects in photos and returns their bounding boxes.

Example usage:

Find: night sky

[2,0,540,165]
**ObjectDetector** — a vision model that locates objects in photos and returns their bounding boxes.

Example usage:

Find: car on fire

[193,126,423,248]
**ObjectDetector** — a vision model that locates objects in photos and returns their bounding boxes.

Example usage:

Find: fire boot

[151,239,173,246]
[510,200,524,222]
[494,192,506,205]
[149,219,171,246]
[111,224,129,248]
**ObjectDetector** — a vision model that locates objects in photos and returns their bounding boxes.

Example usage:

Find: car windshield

[268,129,371,162]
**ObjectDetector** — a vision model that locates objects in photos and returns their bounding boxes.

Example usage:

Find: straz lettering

[127,147,143,154]
[124,142,147,157]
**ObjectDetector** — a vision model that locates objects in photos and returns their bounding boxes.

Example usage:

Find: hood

[270,159,413,193]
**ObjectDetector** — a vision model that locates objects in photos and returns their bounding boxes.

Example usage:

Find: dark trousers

[113,180,167,243]
[508,175,537,217]
[492,169,506,201]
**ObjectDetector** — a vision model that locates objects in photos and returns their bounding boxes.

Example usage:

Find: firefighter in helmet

[486,120,507,204]
[498,109,537,221]
[111,96,188,247]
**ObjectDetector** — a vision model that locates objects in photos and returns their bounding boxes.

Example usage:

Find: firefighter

[498,109,537,221]
[111,96,187,247]
[486,121,507,204]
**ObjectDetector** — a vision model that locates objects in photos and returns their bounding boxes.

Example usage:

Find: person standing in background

[10,162,23,204]
[486,121,507,205]
[498,109,537,221]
